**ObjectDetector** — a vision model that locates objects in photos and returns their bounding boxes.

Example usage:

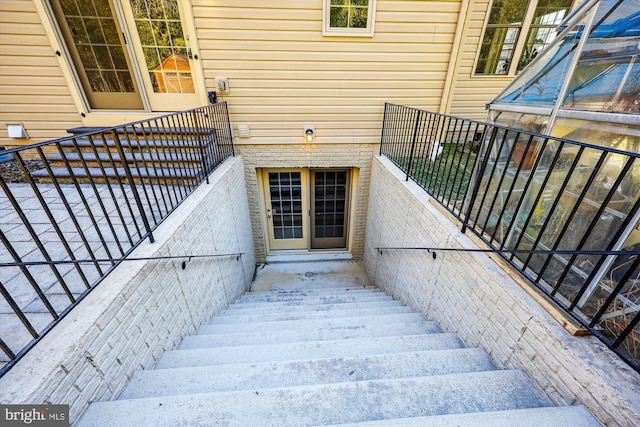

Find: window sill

[322,30,374,38]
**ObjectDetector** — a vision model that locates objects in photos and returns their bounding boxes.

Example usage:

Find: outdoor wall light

[304,125,315,143]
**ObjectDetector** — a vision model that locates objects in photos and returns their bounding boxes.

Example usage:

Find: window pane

[330,0,369,29]
[517,0,572,72]
[532,0,572,23]
[274,228,283,240]
[487,0,528,25]
[78,45,97,68]
[477,0,573,75]
[562,6,640,114]
[476,27,520,75]
[330,6,349,27]
[350,7,368,28]
[93,46,113,69]
[66,17,89,43]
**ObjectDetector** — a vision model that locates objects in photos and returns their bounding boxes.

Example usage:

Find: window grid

[130,0,194,93]
[314,171,347,239]
[323,0,376,36]
[57,0,135,93]
[475,0,574,76]
[269,172,303,240]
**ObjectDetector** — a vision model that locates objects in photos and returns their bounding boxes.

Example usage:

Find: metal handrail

[0,102,234,376]
[379,102,640,372]
[375,247,639,257]
[0,253,245,268]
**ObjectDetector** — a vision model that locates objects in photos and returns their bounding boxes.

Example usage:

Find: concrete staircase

[77,262,601,426]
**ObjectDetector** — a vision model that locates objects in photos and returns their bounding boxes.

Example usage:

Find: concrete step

[210,305,413,324]
[198,312,428,334]
[120,348,496,399]
[156,333,465,369]
[234,292,391,305]
[237,292,390,305]
[222,299,403,314]
[327,405,602,427]
[77,370,549,427]
[183,321,442,348]
[246,282,377,291]
[244,284,375,294]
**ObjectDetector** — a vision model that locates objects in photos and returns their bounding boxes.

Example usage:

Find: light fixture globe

[304,125,315,142]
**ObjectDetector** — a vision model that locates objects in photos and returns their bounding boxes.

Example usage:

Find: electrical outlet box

[215,77,230,94]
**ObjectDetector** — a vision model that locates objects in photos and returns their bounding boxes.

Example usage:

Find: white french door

[262,169,351,253]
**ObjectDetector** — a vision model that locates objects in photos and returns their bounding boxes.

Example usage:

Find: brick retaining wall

[364,155,640,427]
[0,156,255,424]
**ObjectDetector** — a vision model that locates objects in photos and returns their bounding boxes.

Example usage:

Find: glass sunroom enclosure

[483,0,639,364]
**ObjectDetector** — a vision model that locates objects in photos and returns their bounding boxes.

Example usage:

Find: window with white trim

[323,0,377,36]
[475,0,575,75]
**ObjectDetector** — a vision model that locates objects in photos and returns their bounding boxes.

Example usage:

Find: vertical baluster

[112,129,155,243]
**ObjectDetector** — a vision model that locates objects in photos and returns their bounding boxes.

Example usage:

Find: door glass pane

[269,172,303,240]
[314,171,347,239]
[53,0,142,108]
[130,0,195,93]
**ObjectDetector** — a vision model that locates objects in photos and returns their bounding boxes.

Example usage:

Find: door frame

[35,0,208,120]
[119,0,203,111]
[261,169,310,251]
[310,169,351,250]
[48,0,145,110]
[259,167,358,255]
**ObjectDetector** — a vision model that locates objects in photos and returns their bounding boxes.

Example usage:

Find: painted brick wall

[237,143,375,262]
[364,155,640,427]
[0,157,256,424]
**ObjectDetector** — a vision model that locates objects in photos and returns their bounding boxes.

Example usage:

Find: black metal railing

[380,103,640,372]
[0,102,234,376]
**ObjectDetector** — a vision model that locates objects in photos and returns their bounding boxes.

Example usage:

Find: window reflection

[130,0,194,93]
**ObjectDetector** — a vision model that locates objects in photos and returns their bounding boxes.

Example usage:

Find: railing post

[461,126,494,233]
[225,103,234,157]
[111,130,155,243]
[380,103,390,156]
[192,110,210,184]
[406,110,423,182]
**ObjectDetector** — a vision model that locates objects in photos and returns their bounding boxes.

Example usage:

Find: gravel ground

[0,159,44,183]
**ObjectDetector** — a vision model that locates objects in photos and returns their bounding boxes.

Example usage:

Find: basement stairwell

[76,261,602,426]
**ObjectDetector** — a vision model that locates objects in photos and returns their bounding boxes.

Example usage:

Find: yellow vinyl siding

[0,0,81,148]
[192,0,460,145]
[0,0,516,147]
[447,0,513,120]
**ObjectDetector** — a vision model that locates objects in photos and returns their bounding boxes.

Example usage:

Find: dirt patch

[0,159,44,183]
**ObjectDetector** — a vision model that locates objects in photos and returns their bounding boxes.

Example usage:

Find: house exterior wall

[0,0,476,148]
[364,155,640,427]
[3,0,588,147]
[0,157,256,425]
[193,0,461,146]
